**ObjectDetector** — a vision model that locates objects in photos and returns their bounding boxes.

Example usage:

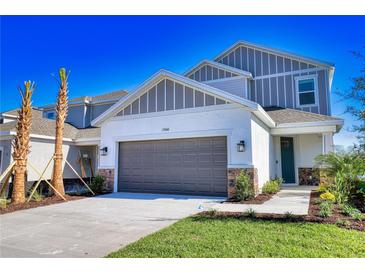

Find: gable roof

[184,59,253,79]
[91,69,275,127]
[214,40,335,69]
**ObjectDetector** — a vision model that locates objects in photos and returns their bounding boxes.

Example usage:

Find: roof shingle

[264,106,342,124]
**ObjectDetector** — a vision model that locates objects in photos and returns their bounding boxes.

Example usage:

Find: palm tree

[51,68,69,195]
[11,81,35,204]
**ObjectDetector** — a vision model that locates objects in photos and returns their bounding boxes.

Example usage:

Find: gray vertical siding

[117,78,229,117]
[140,93,147,113]
[66,105,85,128]
[215,45,331,115]
[187,64,239,81]
[175,83,184,109]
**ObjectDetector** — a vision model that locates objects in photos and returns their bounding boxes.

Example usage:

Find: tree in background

[51,68,70,195]
[11,81,35,204]
[342,50,365,151]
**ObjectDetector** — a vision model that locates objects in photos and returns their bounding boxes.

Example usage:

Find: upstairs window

[46,111,55,119]
[296,76,318,107]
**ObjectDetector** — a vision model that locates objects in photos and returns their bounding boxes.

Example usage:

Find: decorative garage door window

[118,79,228,116]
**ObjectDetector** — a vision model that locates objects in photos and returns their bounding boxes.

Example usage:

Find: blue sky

[1,16,364,147]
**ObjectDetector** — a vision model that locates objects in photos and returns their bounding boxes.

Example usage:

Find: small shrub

[320,192,336,202]
[319,201,333,218]
[89,175,106,194]
[342,204,364,221]
[262,178,282,194]
[352,212,364,221]
[335,219,350,227]
[0,198,7,209]
[245,208,256,218]
[31,190,44,202]
[284,211,295,220]
[206,208,218,217]
[317,182,329,193]
[235,171,254,201]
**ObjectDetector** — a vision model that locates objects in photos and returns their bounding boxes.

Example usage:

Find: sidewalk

[212,186,314,216]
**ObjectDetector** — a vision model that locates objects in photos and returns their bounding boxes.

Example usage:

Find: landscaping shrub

[319,201,333,218]
[342,204,364,221]
[0,198,7,209]
[206,208,218,217]
[235,170,254,201]
[284,211,295,220]
[262,178,282,194]
[317,182,329,193]
[245,208,256,218]
[315,152,365,205]
[320,192,336,202]
[31,190,44,202]
[89,175,106,194]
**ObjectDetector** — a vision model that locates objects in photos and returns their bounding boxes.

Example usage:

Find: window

[296,76,317,106]
[46,112,55,119]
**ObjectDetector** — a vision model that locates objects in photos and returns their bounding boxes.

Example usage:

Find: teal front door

[280,137,295,184]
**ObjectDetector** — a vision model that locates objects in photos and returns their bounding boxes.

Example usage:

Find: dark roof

[264,106,342,124]
[2,109,20,116]
[69,90,128,103]
[76,127,101,139]
[0,108,100,140]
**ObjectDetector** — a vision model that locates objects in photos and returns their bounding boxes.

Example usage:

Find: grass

[107,216,365,258]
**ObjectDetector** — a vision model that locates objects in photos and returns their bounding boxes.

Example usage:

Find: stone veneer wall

[227,168,258,198]
[98,168,115,191]
[298,168,322,186]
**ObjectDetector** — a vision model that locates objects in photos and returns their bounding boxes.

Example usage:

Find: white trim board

[214,40,335,69]
[184,59,253,79]
[91,69,275,128]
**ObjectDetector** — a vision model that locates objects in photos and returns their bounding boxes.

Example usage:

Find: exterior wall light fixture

[237,140,245,152]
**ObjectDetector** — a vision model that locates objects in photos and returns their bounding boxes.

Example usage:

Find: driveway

[0,192,222,258]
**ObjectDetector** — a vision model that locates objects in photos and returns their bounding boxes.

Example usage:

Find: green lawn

[107,216,365,258]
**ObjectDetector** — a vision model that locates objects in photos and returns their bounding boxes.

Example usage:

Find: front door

[280,137,295,184]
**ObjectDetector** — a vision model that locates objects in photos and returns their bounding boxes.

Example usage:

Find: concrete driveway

[0,192,222,258]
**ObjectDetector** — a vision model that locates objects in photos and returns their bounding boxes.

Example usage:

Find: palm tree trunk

[51,68,69,195]
[52,126,65,195]
[11,81,35,204]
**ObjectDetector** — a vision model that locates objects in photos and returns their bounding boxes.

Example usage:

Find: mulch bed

[0,195,85,215]
[202,191,365,231]
[223,193,275,204]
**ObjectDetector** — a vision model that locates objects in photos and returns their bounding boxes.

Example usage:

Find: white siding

[296,134,323,167]
[26,139,96,181]
[250,115,274,189]
[100,104,254,171]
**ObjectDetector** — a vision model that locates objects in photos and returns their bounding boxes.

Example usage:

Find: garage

[118,136,227,196]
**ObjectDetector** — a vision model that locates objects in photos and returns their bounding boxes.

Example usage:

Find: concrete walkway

[212,186,313,215]
[0,192,222,258]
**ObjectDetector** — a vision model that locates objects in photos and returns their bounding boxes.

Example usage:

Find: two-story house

[0,41,343,197]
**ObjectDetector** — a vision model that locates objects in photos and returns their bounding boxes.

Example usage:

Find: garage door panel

[118,137,227,196]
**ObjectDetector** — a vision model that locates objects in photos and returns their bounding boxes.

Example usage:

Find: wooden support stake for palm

[11,81,35,204]
[51,68,70,196]
[64,158,95,195]
[0,162,15,198]
[27,159,67,202]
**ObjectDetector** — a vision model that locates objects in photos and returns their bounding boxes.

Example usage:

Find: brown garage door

[118,136,227,196]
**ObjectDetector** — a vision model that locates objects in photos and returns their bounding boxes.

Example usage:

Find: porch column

[322,132,334,154]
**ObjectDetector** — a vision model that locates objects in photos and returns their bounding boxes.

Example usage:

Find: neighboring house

[1,40,344,198]
[0,91,126,188]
